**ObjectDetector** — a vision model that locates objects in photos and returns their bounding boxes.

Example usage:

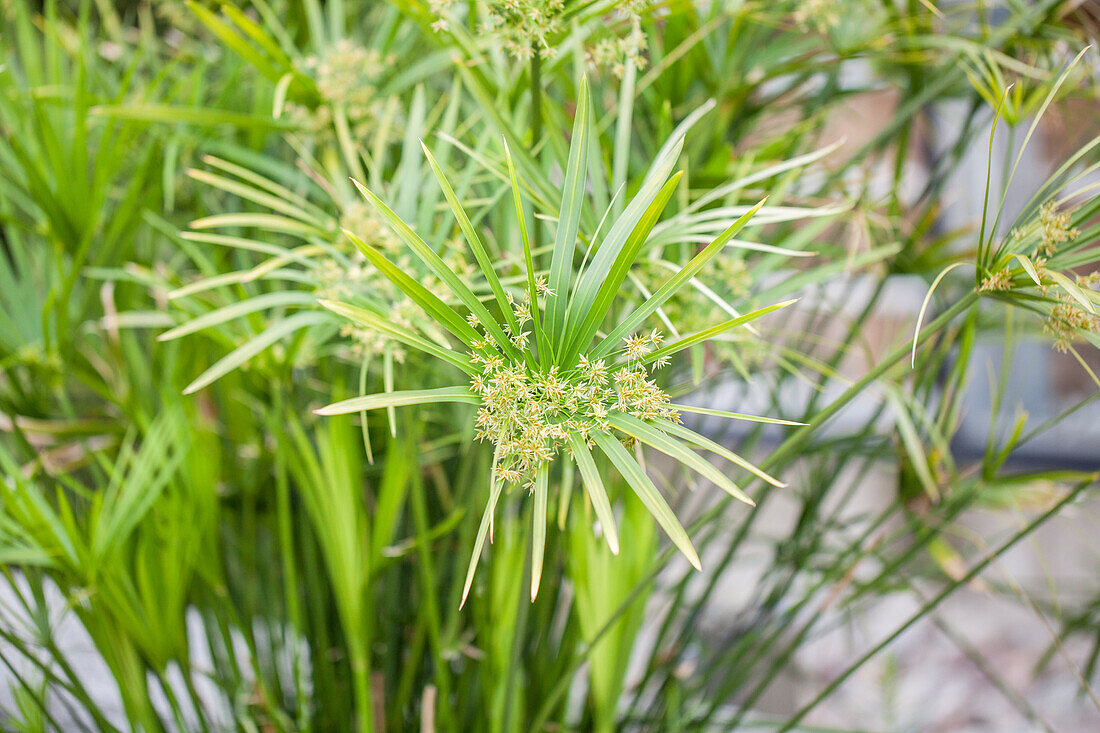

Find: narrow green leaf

[358,359,374,465]
[219,3,295,70]
[593,198,766,359]
[643,300,797,365]
[1012,253,1042,286]
[886,391,941,502]
[92,104,293,130]
[94,410,186,556]
[1047,269,1096,314]
[190,212,324,238]
[179,231,317,266]
[397,87,429,220]
[672,404,806,427]
[460,447,505,608]
[609,413,754,506]
[688,140,843,214]
[343,229,481,347]
[557,459,574,530]
[562,171,683,365]
[531,463,549,601]
[911,262,969,367]
[546,76,591,347]
[183,311,328,394]
[421,142,522,339]
[611,60,637,219]
[383,346,397,437]
[1004,48,1091,208]
[167,262,313,300]
[504,138,550,367]
[350,179,520,357]
[314,386,477,416]
[319,299,475,374]
[159,291,317,341]
[657,418,786,489]
[591,431,701,571]
[187,168,325,226]
[567,434,619,554]
[187,1,283,81]
[564,155,684,347]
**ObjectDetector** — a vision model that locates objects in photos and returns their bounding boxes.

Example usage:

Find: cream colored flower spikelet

[467,297,678,488]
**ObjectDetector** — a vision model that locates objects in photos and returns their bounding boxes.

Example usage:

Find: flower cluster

[792,0,841,33]
[467,301,678,488]
[587,13,648,77]
[285,40,392,137]
[315,247,413,361]
[341,201,403,256]
[318,205,479,362]
[978,267,1012,293]
[431,0,649,73]
[1044,271,1100,353]
[431,0,565,59]
[1037,201,1080,258]
[1006,202,1098,352]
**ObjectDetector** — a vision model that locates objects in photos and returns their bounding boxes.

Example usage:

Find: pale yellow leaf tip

[350,177,372,199]
[314,402,344,416]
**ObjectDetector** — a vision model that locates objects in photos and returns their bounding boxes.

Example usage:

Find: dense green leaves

[317,102,795,587]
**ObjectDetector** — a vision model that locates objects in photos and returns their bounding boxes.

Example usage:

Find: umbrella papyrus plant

[315,82,797,604]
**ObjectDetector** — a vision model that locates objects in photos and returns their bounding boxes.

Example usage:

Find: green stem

[641,280,942,717]
[759,291,980,474]
[531,290,982,729]
[502,515,533,733]
[351,644,374,733]
[530,51,542,149]
[529,50,543,257]
[109,631,163,733]
[611,60,637,219]
[408,432,455,731]
[776,476,1095,732]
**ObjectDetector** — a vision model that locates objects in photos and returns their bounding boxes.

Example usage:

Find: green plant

[2,2,1099,732]
[316,86,796,602]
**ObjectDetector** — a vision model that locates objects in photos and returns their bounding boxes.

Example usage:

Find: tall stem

[407,429,455,730]
[758,291,980,474]
[502,505,533,733]
[351,644,374,733]
[530,290,983,729]
[530,51,542,149]
[530,50,543,255]
[776,476,1094,732]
